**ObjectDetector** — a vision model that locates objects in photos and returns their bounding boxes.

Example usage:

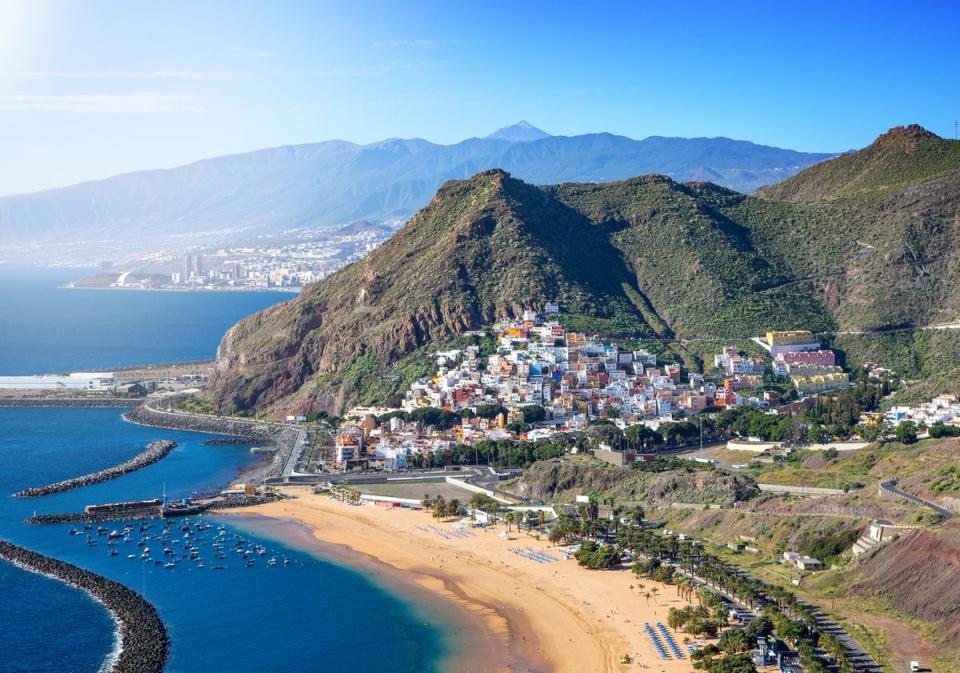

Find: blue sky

[1,0,958,195]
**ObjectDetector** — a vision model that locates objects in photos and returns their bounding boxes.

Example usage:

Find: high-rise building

[182,253,204,280]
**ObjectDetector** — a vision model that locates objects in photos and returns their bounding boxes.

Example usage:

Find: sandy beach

[230,487,700,673]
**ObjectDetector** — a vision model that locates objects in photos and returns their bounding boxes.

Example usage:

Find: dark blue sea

[0,266,293,375]
[0,268,450,672]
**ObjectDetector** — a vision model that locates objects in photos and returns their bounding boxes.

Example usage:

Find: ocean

[0,266,292,375]
[0,269,450,673]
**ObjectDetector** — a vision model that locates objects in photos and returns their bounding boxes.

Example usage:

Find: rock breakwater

[0,540,168,673]
[124,403,272,440]
[15,440,177,497]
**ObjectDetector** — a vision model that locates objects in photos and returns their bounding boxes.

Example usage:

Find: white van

[910,661,920,672]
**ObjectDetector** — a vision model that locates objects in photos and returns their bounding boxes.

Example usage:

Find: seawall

[15,440,178,497]
[25,493,285,525]
[0,397,140,408]
[124,403,271,439]
[0,540,168,673]
[125,402,302,484]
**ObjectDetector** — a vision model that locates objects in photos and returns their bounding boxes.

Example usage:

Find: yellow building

[766,330,817,346]
[791,372,850,395]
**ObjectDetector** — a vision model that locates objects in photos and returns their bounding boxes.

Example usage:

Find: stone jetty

[15,440,177,497]
[26,507,161,525]
[27,493,284,525]
[0,540,168,673]
[124,403,271,440]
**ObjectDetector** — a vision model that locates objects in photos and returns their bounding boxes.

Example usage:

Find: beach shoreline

[227,486,700,673]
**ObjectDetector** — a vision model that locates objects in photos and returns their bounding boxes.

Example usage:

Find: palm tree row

[546,515,859,673]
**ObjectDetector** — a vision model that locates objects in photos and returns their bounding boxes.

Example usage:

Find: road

[280,427,307,480]
[879,478,953,524]
[666,561,881,672]
[136,398,306,485]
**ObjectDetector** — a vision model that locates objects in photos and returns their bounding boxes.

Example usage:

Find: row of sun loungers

[644,622,684,660]
[415,525,476,540]
[645,623,669,659]
[509,547,560,563]
[656,622,684,659]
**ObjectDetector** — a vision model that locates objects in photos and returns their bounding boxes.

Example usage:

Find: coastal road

[280,428,306,480]
[663,561,881,673]
[879,478,953,524]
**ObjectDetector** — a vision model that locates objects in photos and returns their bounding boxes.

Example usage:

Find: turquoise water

[0,271,449,673]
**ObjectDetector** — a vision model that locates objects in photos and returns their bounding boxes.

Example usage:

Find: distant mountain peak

[872,124,940,148]
[486,121,551,142]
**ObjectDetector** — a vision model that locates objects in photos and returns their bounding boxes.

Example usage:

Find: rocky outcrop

[0,540,168,673]
[15,440,178,497]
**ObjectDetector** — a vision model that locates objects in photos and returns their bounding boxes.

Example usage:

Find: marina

[58,515,298,574]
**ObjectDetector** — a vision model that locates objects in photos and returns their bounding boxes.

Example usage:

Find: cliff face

[208,126,960,416]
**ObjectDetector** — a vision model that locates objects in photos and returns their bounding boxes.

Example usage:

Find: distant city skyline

[1,0,958,196]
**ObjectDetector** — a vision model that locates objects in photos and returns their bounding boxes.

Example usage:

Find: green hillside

[208,126,960,416]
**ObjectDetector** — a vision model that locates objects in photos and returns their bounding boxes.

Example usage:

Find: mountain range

[0,122,834,264]
[206,125,960,417]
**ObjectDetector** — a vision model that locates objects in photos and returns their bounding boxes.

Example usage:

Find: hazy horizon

[2,0,958,196]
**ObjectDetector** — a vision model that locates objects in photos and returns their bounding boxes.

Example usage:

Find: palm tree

[644,592,652,605]
[667,607,685,632]
[650,587,659,603]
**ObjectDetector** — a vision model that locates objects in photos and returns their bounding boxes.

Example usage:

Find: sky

[1,0,958,196]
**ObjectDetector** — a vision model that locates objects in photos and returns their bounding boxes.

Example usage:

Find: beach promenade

[236,487,702,673]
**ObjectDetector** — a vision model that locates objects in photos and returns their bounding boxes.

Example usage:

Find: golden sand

[233,487,699,673]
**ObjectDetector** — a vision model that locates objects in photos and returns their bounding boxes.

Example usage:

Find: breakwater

[124,403,271,439]
[26,508,161,525]
[0,540,168,673]
[15,440,177,497]
[206,493,286,511]
[26,493,285,525]
[0,397,140,408]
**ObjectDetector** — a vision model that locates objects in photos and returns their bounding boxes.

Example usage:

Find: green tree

[895,420,918,445]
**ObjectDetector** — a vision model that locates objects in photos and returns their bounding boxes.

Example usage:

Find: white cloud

[0,92,197,113]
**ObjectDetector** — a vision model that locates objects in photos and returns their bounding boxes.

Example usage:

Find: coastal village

[2,307,949,673]
[333,310,857,471]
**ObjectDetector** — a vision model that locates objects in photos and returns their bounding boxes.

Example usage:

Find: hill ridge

[206,125,960,416]
[0,130,836,264]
